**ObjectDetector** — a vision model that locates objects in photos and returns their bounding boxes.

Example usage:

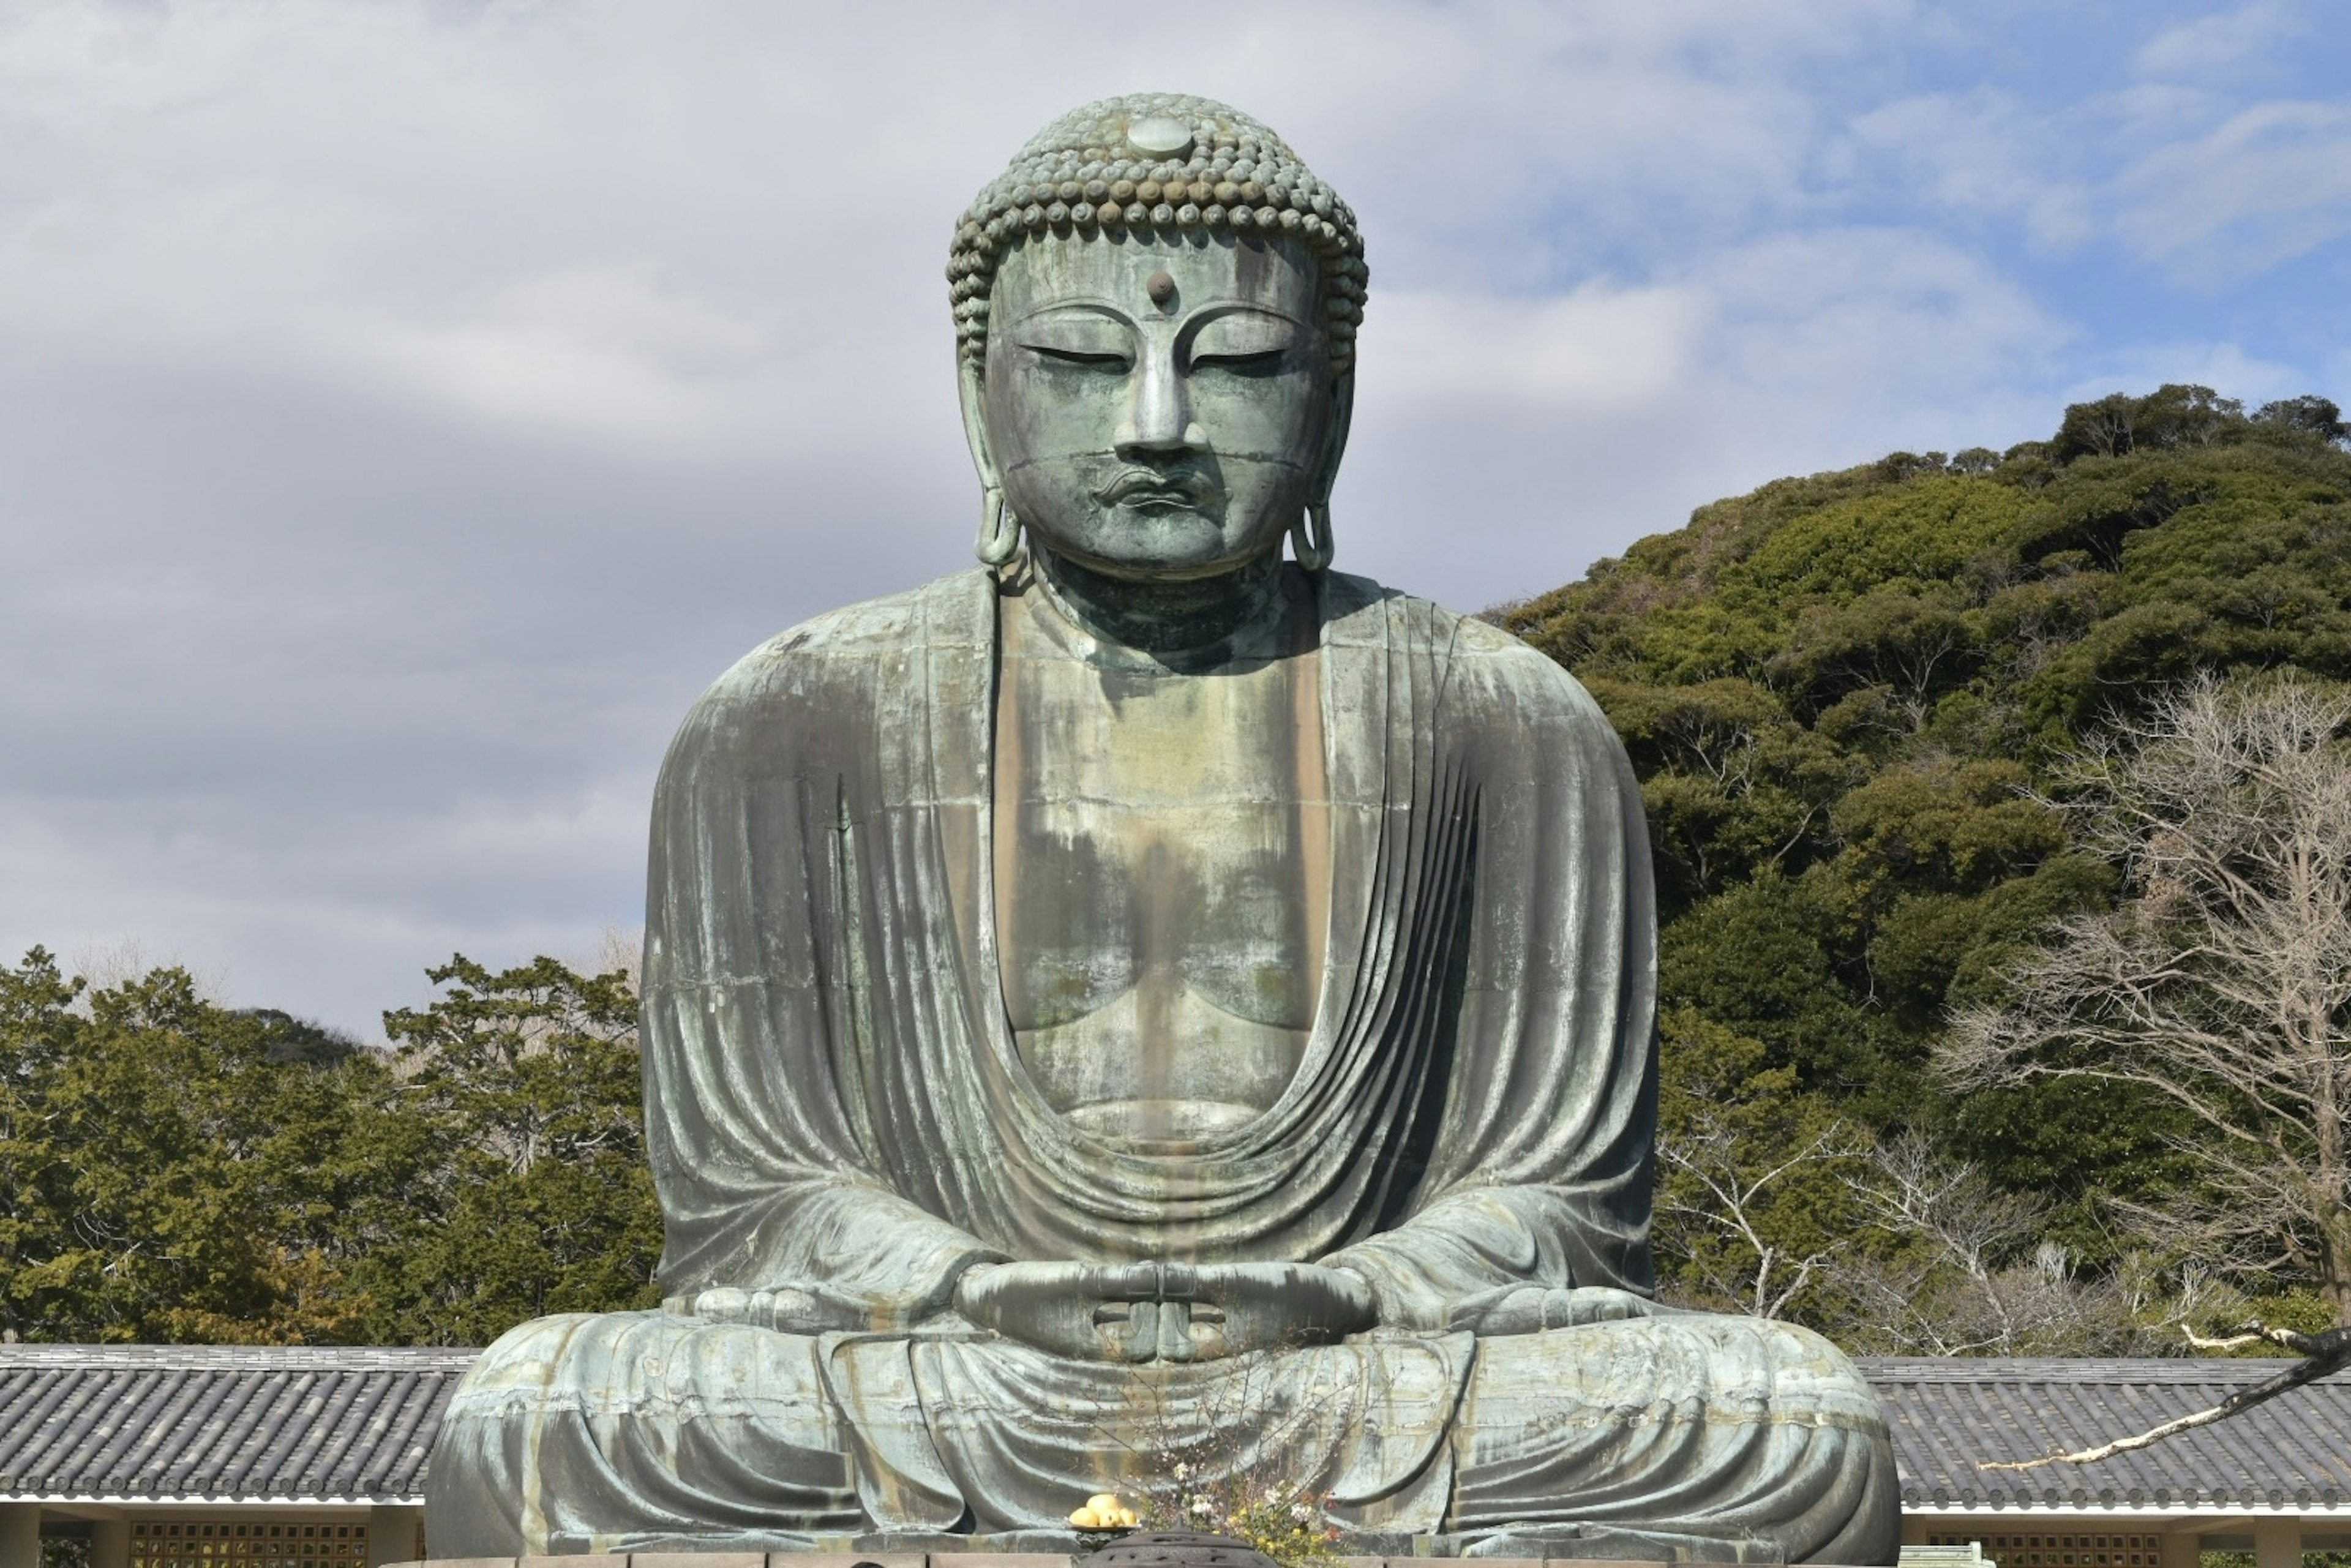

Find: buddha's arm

[642,960,1007,1328]
[1321,1187,1652,1332]
[1321,623,1662,1334]
[637,642,1006,1331]
[642,1113,1006,1332]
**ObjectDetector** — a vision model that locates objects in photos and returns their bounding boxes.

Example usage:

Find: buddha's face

[978,231,1336,583]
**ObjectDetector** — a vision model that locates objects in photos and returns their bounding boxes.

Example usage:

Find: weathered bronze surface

[422,94,1902,1564]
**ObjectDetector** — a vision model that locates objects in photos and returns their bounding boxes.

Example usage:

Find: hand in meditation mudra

[428,96,1899,1564]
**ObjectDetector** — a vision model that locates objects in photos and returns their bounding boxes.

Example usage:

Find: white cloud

[1844,88,2098,252]
[373,268,773,440]
[0,0,2339,1029]
[2133,1,2304,80]
[1368,283,1705,410]
[1702,227,2060,397]
[1339,225,2064,615]
[2114,99,2351,283]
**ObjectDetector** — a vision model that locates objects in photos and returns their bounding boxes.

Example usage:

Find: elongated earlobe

[1289,500,1334,572]
[975,486,1022,568]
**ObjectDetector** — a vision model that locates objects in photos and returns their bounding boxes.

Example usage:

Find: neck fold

[1027,547,1289,667]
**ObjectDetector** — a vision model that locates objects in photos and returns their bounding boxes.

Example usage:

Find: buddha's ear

[1311,369,1354,508]
[958,354,1002,493]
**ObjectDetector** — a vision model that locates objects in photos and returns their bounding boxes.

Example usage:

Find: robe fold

[425,567,1899,1564]
[643,566,1655,1310]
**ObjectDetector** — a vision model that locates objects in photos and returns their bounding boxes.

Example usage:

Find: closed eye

[1189,348,1287,372]
[1187,310,1300,372]
[1029,345,1131,369]
[1016,309,1136,368]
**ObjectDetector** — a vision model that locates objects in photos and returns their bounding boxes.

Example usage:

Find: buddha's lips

[1097,469,1217,507]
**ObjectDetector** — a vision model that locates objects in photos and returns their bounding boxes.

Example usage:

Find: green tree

[1942,678,2351,1324]
[358,955,662,1345]
[0,947,658,1347]
[1504,383,2351,1340]
[1651,1008,1867,1321]
[0,953,389,1342]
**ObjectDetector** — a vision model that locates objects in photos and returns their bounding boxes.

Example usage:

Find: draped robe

[426,568,1900,1564]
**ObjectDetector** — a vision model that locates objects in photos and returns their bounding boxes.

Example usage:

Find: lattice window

[1931,1532,2164,1568]
[129,1521,367,1568]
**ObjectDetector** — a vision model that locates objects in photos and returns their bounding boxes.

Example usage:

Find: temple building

[2,1345,2345,1568]
[1870,1357,2351,1568]
[0,1345,457,1568]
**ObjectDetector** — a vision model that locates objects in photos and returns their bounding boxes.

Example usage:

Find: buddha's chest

[991,620,1329,1141]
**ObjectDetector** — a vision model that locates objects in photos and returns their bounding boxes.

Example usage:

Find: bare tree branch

[1981,1322,2351,1470]
[1827,1135,2148,1357]
[1655,1114,1866,1320]
[1938,675,2351,1322]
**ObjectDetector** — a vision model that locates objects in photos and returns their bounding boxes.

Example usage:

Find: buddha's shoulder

[694,569,995,712]
[1323,571,1610,731]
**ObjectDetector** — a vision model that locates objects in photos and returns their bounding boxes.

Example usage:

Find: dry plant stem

[1979,1321,2351,1471]
[2180,1321,2310,1352]
[1074,1332,1346,1565]
[1938,677,2351,1318]
[1655,1117,1864,1319]
[1824,1133,2139,1357]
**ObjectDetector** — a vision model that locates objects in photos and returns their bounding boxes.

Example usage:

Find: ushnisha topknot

[948,93,1368,375]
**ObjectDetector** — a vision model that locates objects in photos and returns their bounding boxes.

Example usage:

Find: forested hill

[1503,385,2351,1341]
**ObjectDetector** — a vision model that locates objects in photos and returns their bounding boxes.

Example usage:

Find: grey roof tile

[1857,1356,2351,1510]
[0,1345,476,1503]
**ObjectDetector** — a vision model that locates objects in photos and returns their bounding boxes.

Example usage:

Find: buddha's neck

[1027,547,1288,668]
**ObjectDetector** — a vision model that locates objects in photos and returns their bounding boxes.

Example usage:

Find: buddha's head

[950,95,1365,583]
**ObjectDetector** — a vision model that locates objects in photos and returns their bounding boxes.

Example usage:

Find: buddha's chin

[1060,1095,1263,1142]
[1032,510,1283,583]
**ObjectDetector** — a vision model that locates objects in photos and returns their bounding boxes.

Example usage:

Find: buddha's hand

[1183,1262,1378,1361]
[953,1260,1183,1363]
[672,1284,899,1334]
[677,1286,817,1327]
[1445,1285,1664,1337]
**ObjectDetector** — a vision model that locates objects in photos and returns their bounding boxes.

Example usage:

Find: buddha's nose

[1115,348,1206,459]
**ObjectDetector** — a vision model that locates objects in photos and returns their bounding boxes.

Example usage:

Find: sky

[4,0,2349,1037]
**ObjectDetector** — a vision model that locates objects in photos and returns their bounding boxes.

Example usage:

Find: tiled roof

[1858,1356,2351,1512]
[5,1346,2349,1514]
[0,1343,474,1503]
